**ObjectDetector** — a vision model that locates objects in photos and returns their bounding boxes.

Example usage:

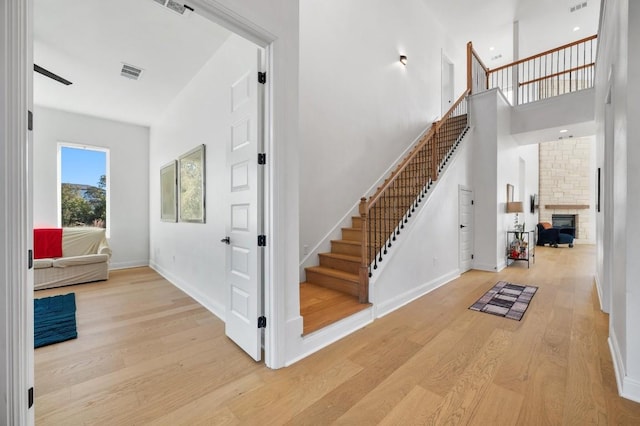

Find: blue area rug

[34,293,77,348]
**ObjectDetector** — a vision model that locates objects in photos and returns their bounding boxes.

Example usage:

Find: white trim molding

[609,330,640,403]
[1,0,34,424]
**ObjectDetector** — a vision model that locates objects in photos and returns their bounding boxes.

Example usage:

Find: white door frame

[3,1,282,423]
[2,0,34,424]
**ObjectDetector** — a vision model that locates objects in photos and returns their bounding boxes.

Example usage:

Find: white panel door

[441,54,455,116]
[224,50,263,361]
[459,186,474,273]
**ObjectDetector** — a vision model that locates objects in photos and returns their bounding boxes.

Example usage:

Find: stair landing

[300,282,371,335]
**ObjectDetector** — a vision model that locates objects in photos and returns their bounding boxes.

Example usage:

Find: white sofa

[34,227,112,290]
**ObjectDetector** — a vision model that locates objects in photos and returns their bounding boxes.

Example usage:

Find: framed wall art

[160,160,177,222]
[178,144,206,223]
[506,183,514,203]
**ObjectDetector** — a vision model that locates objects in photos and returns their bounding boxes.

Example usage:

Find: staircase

[300,96,470,334]
[300,215,369,335]
[304,216,363,296]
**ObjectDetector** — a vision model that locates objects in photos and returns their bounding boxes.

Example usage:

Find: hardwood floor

[35,246,640,424]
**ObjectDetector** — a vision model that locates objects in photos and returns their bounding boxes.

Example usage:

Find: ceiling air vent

[120,63,143,80]
[151,0,193,15]
[570,2,588,12]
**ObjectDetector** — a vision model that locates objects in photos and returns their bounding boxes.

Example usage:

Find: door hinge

[258,316,267,328]
[258,235,267,247]
[28,110,33,131]
[28,249,33,270]
[258,72,266,84]
[471,254,474,260]
[258,153,266,165]
[28,387,34,409]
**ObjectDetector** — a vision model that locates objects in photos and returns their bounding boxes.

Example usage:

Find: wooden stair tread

[330,239,360,246]
[300,282,371,335]
[318,252,361,263]
[305,266,359,283]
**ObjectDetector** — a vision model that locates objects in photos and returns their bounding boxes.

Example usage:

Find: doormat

[469,281,537,321]
[34,293,77,348]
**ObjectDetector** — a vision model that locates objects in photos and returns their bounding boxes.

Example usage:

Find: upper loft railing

[467,34,598,105]
[357,90,470,303]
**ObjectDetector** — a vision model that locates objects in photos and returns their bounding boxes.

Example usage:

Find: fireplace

[552,214,577,238]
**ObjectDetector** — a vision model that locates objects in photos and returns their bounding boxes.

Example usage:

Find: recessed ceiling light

[573,26,581,31]
[560,129,568,133]
[489,46,495,51]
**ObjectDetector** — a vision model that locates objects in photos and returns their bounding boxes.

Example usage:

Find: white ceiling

[421,0,600,68]
[34,0,600,128]
[34,0,231,126]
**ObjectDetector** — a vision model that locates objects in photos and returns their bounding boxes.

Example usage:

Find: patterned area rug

[469,281,538,321]
[34,293,77,348]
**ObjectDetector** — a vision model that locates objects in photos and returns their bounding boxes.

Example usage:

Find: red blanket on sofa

[34,228,63,259]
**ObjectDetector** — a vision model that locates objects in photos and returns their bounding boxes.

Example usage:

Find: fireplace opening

[552,214,578,238]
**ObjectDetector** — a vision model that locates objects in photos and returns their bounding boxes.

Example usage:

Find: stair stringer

[367,126,475,318]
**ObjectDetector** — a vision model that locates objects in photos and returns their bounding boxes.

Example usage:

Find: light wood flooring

[35,245,640,424]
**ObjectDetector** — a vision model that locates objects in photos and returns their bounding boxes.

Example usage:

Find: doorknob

[220,236,230,244]
[460,224,466,229]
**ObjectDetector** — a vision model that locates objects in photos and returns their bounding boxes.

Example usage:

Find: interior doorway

[441,53,455,116]
[459,185,474,273]
[31,0,272,377]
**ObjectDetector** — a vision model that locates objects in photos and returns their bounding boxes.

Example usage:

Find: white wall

[596,0,640,403]
[149,34,257,320]
[298,0,465,262]
[32,106,150,269]
[372,129,473,316]
[470,89,539,271]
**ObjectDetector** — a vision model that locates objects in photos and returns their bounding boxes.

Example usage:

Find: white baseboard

[473,262,500,272]
[594,273,604,311]
[285,308,373,367]
[609,329,640,403]
[109,259,149,270]
[374,270,460,318]
[149,261,226,322]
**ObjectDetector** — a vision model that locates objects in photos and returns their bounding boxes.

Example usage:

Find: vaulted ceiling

[421,0,600,68]
[34,0,231,126]
[34,0,600,127]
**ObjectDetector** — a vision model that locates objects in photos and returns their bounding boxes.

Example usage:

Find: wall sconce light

[399,55,407,66]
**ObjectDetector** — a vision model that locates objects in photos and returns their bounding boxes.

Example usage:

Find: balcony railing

[468,35,597,105]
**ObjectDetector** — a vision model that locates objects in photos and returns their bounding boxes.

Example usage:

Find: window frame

[57,142,111,237]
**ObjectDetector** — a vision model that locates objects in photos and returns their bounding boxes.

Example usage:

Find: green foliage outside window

[61,175,106,227]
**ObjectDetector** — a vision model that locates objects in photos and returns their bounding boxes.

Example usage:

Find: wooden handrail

[358,89,470,301]
[518,62,595,87]
[488,34,597,73]
[367,89,469,209]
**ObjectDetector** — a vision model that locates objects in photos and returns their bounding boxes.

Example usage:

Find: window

[58,144,109,233]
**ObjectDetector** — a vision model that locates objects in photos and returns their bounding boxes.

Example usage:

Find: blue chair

[537,223,574,248]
